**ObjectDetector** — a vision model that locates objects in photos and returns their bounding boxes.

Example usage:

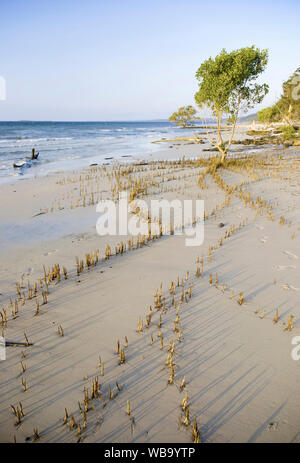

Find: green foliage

[195,46,269,118]
[258,67,300,123]
[169,105,197,128]
[226,114,237,124]
[257,106,280,123]
[279,67,300,119]
[280,125,297,141]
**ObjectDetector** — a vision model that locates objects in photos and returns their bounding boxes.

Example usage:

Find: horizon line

[0,119,172,123]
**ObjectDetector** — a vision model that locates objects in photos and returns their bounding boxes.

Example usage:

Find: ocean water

[0,121,197,184]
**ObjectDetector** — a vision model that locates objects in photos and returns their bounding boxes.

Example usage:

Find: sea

[0,121,198,184]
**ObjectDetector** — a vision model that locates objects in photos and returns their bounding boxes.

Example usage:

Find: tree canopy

[169,105,197,128]
[257,105,280,123]
[280,67,300,119]
[258,67,300,124]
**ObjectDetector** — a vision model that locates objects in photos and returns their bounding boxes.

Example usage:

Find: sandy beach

[0,124,300,443]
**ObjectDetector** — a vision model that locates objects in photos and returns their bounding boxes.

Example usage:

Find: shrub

[280,125,296,141]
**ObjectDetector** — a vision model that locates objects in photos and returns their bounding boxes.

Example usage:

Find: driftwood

[5,341,33,347]
[13,148,39,168]
[13,161,27,168]
[31,148,39,160]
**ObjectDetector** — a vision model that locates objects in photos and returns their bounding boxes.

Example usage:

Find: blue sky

[0,0,299,121]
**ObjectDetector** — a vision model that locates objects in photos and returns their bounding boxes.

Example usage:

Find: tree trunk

[216,110,225,160]
[225,113,238,155]
[220,150,226,163]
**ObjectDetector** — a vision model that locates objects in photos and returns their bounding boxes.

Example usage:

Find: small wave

[0,136,74,143]
[47,137,73,141]
[95,136,116,141]
[24,137,73,142]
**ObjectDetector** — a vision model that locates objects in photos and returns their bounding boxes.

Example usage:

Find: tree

[195,46,269,162]
[256,67,300,125]
[257,106,280,123]
[169,105,197,128]
[277,67,300,124]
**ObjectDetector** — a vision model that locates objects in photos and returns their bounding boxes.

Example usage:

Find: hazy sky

[0,0,299,121]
